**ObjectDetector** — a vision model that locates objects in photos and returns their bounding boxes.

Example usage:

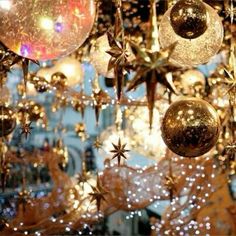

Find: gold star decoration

[225,0,236,24]
[93,138,103,151]
[223,45,236,99]
[92,86,110,125]
[105,0,130,102]
[127,42,177,128]
[0,42,39,96]
[20,121,33,139]
[89,175,108,212]
[110,138,129,166]
[126,0,177,129]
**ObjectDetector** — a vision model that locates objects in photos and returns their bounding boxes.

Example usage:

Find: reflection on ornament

[161,97,220,157]
[90,34,114,78]
[170,0,208,39]
[53,57,84,87]
[159,3,223,66]
[0,0,95,60]
[127,106,167,161]
[179,69,206,95]
[0,105,16,137]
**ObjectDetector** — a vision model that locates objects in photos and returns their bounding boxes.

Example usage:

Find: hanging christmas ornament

[90,34,114,78]
[159,2,223,67]
[170,0,208,39]
[50,72,68,90]
[52,57,84,87]
[0,0,95,60]
[161,97,220,157]
[179,69,206,95]
[127,0,177,129]
[0,105,16,137]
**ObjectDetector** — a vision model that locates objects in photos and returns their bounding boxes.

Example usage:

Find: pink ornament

[0,0,95,60]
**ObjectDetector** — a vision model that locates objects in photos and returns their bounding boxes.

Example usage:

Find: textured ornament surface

[170,0,208,39]
[0,0,95,60]
[161,98,220,157]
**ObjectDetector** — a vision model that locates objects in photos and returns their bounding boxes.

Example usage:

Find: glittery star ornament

[93,138,103,151]
[127,0,177,128]
[89,176,108,212]
[20,121,33,139]
[110,138,129,166]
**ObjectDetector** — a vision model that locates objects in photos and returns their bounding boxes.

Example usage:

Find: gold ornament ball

[159,2,223,67]
[180,69,206,95]
[170,0,208,39]
[0,0,95,60]
[51,72,67,89]
[161,98,220,157]
[0,105,16,137]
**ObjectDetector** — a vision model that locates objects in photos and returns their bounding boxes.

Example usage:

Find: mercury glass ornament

[159,3,223,67]
[161,97,220,157]
[0,0,95,60]
[0,105,16,137]
[170,0,208,39]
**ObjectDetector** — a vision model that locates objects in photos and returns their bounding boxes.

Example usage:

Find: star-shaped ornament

[223,46,236,99]
[93,138,103,151]
[126,0,177,129]
[225,0,236,24]
[89,176,108,212]
[110,138,129,166]
[127,41,177,128]
[20,121,33,139]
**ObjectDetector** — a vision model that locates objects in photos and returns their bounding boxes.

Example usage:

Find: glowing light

[0,1,12,10]
[40,17,54,30]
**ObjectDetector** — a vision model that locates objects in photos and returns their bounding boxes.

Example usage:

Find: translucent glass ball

[159,3,223,67]
[0,0,95,60]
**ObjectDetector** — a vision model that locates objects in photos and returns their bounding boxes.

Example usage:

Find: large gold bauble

[0,105,16,137]
[161,98,220,157]
[170,0,208,39]
[0,0,95,60]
